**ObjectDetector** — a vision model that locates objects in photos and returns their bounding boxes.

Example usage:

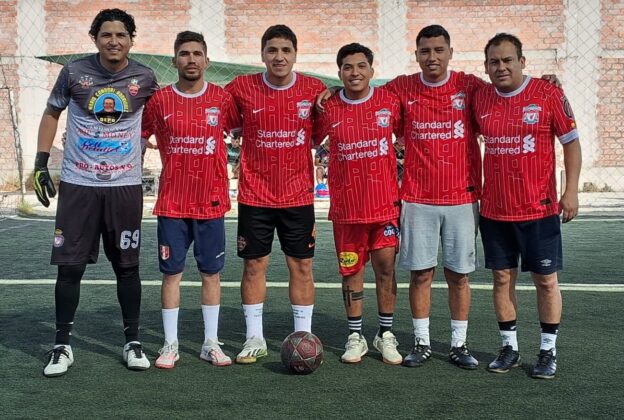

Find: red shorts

[332,220,399,276]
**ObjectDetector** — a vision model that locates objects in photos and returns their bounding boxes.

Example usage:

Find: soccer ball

[280,331,323,374]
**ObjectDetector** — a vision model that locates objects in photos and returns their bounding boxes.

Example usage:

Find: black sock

[347,315,362,335]
[498,319,517,331]
[113,264,141,343]
[540,322,559,335]
[54,264,86,345]
[378,312,393,336]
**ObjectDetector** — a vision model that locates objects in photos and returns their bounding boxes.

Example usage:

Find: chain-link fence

[1,0,622,209]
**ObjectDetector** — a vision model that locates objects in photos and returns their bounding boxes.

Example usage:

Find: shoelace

[346,336,363,350]
[45,346,69,364]
[127,343,144,357]
[536,351,554,367]
[159,343,177,355]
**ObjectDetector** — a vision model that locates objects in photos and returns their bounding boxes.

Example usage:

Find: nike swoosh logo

[331,122,342,128]
[408,99,418,105]
[164,114,173,121]
[480,113,491,119]
[252,108,264,114]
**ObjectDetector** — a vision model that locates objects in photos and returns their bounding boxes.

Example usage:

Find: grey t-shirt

[48,54,158,186]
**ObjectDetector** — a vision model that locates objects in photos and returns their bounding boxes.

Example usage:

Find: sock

[540,322,559,355]
[55,264,86,345]
[378,312,393,336]
[498,319,518,351]
[292,304,314,332]
[450,319,468,347]
[347,316,362,335]
[242,303,264,340]
[412,317,430,346]
[202,304,220,341]
[113,264,141,343]
[162,307,179,344]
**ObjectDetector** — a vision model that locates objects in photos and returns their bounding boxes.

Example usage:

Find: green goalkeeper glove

[34,151,56,207]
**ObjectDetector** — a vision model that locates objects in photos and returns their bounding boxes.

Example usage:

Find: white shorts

[399,202,479,273]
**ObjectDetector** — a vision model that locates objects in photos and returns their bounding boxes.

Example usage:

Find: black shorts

[479,214,563,274]
[237,203,315,259]
[51,182,143,267]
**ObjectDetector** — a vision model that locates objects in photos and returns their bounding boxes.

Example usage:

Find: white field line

[1,279,623,292]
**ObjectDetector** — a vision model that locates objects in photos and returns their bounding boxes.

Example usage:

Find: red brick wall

[0,0,18,187]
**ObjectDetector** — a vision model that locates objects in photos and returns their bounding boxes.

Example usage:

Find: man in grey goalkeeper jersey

[34,8,158,378]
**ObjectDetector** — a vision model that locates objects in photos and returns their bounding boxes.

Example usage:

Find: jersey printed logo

[331,121,342,128]
[562,95,576,121]
[522,104,542,125]
[522,134,536,153]
[408,99,418,105]
[296,128,306,146]
[375,108,391,127]
[53,229,65,247]
[379,137,389,156]
[252,108,264,114]
[159,245,170,260]
[79,75,94,89]
[89,89,128,125]
[297,100,312,119]
[164,113,174,121]
[451,92,465,110]
[128,78,140,96]
[480,113,491,119]
[453,120,465,139]
[205,136,216,155]
[339,252,358,268]
[206,107,220,126]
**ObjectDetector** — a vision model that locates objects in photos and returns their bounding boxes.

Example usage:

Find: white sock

[500,330,518,351]
[413,317,430,346]
[201,304,220,342]
[162,307,179,344]
[540,333,557,355]
[243,303,264,340]
[292,304,314,332]
[450,319,468,347]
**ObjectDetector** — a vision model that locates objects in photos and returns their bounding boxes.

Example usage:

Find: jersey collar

[262,71,297,90]
[420,70,451,87]
[172,81,208,98]
[495,75,531,97]
[339,86,374,104]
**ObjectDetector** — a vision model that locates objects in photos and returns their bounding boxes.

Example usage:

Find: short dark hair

[416,24,450,47]
[336,43,374,68]
[174,31,207,54]
[484,33,523,60]
[89,9,136,40]
[261,25,297,52]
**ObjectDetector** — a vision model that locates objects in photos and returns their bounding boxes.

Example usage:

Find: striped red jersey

[142,82,240,219]
[473,77,579,221]
[314,87,402,223]
[385,71,485,205]
[225,72,326,208]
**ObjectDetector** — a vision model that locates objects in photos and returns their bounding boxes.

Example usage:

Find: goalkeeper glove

[34,151,56,207]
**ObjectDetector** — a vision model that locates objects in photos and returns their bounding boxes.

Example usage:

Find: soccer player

[384,25,484,369]
[313,43,403,365]
[314,138,330,186]
[225,25,326,364]
[141,31,240,369]
[35,9,158,377]
[473,33,581,379]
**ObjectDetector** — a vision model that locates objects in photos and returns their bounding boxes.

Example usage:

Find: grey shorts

[399,202,479,273]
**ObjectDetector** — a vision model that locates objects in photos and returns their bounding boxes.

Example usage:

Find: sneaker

[372,331,402,365]
[155,341,179,369]
[449,342,479,369]
[235,337,268,364]
[531,348,557,379]
[200,339,232,366]
[123,341,150,371]
[341,332,368,363]
[403,338,432,367]
[488,345,521,373]
[43,345,74,377]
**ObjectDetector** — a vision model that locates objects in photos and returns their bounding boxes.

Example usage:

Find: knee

[58,264,86,284]
[113,264,139,282]
[533,274,559,293]
[410,269,433,286]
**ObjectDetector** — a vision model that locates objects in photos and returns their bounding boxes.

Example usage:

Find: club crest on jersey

[79,75,94,89]
[159,245,170,260]
[297,100,312,119]
[206,107,220,126]
[522,104,542,125]
[128,78,140,96]
[375,109,391,127]
[53,229,64,247]
[451,92,466,110]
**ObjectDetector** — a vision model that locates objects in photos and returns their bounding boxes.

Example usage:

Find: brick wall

[0,0,18,188]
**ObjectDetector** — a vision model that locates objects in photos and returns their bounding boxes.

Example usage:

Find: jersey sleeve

[47,64,72,112]
[311,104,329,147]
[222,91,242,135]
[141,95,157,139]
[224,79,243,135]
[390,94,403,139]
[549,87,579,144]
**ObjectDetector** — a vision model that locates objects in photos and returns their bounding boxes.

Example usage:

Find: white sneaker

[373,330,403,365]
[235,337,268,364]
[123,341,150,370]
[43,345,74,377]
[155,341,179,369]
[200,339,232,367]
[341,332,368,363]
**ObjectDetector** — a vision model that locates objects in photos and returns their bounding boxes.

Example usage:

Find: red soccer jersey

[225,72,326,208]
[142,82,240,219]
[473,77,579,221]
[314,87,402,223]
[385,71,485,205]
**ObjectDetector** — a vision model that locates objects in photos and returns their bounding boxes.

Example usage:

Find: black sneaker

[531,348,557,379]
[488,345,521,373]
[449,343,478,369]
[403,338,431,367]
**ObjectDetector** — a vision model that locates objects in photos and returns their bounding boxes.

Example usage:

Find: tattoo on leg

[342,285,364,307]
